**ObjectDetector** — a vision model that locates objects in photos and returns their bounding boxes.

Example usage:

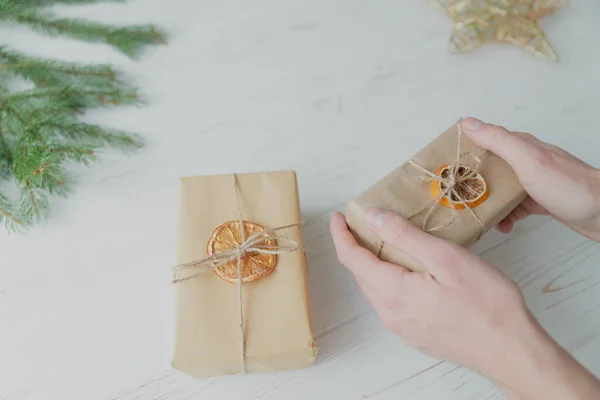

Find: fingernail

[365,208,388,228]
[462,117,483,131]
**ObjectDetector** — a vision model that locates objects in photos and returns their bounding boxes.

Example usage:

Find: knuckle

[489,125,530,155]
[514,131,537,143]
[487,124,512,145]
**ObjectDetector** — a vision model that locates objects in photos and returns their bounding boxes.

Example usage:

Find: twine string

[233,174,247,374]
[171,174,302,374]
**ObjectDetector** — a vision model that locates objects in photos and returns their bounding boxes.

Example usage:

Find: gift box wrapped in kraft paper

[172,171,317,377]
[346,121,527,272]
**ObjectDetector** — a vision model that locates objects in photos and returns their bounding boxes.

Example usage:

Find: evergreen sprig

[0,0,166,57]
[0,0,165,232]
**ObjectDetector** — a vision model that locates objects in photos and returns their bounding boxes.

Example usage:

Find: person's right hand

[462,118,600,242]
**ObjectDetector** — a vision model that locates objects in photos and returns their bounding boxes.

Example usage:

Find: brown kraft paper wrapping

[172,171,317,377]
[346,123,527,272]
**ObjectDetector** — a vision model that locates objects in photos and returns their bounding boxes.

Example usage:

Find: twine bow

[407,119,487,233]
[377,120,487,258]
[171,174,302,374]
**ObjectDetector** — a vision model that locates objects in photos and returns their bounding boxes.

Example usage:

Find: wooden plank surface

[1,0,599,399]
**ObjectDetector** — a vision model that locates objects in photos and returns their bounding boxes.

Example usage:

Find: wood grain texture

[1,0,599,399]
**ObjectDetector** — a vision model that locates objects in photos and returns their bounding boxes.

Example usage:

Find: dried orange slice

[206,220,277,284]
[430,164,489,210]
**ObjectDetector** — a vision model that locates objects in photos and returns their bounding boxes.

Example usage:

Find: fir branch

[0,58,118,82]
[23,100,80,120]
[5,85,139,107]
[0,192,22,232]
[4,7,166,57]
[0,47,133,112]
[0,0,164,231]
[43,119,142,149]
[48,143,95,164]
[4,103,38,135]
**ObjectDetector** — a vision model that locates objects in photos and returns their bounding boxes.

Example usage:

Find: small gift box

[346,121,527,272]
[172,171,317,377]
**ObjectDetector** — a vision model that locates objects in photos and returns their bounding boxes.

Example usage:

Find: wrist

[486,313,600,400]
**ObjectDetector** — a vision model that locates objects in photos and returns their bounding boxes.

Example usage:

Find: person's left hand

[329,209,598,399]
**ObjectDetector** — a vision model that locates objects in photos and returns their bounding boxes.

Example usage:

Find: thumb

[461,118,546,184]
[364,208,461,279]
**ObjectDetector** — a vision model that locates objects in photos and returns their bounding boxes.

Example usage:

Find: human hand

[330,209,600,399]
[462,118,600,242]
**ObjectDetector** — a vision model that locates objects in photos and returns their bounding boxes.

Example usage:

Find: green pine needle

[0,0,164,232]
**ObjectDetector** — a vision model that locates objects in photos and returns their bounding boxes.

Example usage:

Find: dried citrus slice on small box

[430,164,489,210]
[206,220,277,283]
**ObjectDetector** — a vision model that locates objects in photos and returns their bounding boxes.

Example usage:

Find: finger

[514,131,574,155]
[363,208,464,280]
[497,196,549,233]
[506,196,548,224]
[514,204,532,221]
[519,195,549,216]
[497,216,514,233]
[461,118,548,184]
[330,211,409,286]
[512,131,542,145]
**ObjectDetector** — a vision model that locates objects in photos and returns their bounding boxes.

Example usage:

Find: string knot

[447,172,457,189]
[405,119,487,233]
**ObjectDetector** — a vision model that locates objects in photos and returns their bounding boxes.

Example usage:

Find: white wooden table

[1,1,599,399]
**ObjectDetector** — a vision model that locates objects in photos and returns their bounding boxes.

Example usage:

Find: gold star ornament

[430,0,567,61]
